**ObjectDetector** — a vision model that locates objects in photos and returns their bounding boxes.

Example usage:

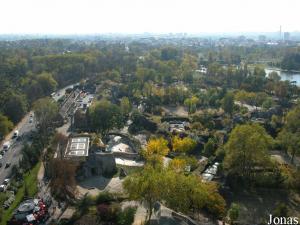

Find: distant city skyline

[0,0,299,34]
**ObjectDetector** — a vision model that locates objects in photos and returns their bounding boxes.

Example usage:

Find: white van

[3,141,11,151]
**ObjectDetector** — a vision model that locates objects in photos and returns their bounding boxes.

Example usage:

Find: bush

[97,203,120,222]
[117,207,137,225]
[95,192,114,204]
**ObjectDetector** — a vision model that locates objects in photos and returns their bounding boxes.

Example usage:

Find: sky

[0,0,299,34]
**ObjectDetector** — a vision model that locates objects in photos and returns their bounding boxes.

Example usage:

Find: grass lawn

[1,162,41,225]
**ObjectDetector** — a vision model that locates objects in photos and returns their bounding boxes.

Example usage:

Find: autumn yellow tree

[172,136,197,153]
[168,158,187,172]
[142,137,170,166]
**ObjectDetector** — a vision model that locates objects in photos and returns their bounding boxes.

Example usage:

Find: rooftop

[65,136,90,158]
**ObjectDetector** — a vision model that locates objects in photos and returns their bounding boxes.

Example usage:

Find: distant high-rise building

[284,32,290,41]
[279,25,282,40]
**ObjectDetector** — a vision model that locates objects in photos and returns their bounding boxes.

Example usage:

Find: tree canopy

[224,124,273,180]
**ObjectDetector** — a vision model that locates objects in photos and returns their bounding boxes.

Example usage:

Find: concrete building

[64,136,90,160]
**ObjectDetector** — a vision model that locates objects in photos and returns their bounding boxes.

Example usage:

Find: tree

[123,166,226,223]
[222,92,234,116]
[224,124,273,181]
[268,71,281,82]
[142,137,169,166]
[253,65,266,77]
[184,96,199,114]
[88,100,124,136]
[228,203,240,225]
[203,138,216,157]
[277,105,300,164]
[33,97,59,145]
[2,93,28,123]
[49,159,78,200]
[172,136,196,153]
[163,170,226,218]
[0,114,13,140]
[120,97,131,116]
[168,158,187,172]
[123,166,164,224]
[36,72,58,95]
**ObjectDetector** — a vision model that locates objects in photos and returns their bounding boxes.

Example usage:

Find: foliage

[120,97,131,116]
[224,124,273,181]
[277,105,300,163]
[282,52,300,71]
[49,159,78,200]
[123,166,164,223]
[184,96,199,114]
[203,138,217,157]
[1,93,28,123]
[141,137,169,166]
[117,207,137,225]
[123,166,226,222]
[228,203,240,224]
[88,99,124,136]
[33,97,59,144]
[128,110,157,134]
[0,163,40,225]
[222,92,234,115]
[0,114,13,140]
[168,158,187,172]
[171,136,197,153]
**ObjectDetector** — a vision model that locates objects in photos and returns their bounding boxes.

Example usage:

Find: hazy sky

[0,0,299,34]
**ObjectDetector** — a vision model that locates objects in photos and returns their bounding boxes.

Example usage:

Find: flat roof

[65,136,90,158]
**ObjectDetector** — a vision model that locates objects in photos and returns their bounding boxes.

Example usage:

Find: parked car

[0,185,7,192]
[3,179,10,185]
[13,130,19,138]
[3,141,11,151]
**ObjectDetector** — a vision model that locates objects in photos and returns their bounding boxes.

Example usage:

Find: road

[0,113,36,184]
[0,83,77,185]
[52,83,79,102]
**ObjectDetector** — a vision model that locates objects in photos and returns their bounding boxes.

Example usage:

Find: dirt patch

[77,176,124,197]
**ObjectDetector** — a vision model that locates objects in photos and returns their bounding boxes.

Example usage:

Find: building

[64,136,90,159]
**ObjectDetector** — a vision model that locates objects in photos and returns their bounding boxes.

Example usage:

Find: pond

[265,68,300,86]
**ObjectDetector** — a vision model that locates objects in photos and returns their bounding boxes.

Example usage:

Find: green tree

[33,97,59,145]
[277,105,300,164]
[203,138,216,157]
[253,65,266,77]
[228,203,240,225]
[88,100,124,136]
[120,97,131,116]
[222,92,234,116]
[2,93,28,123]
[123,166,164,224]
[224,124,273,180]
[268,71,281,82]
[36,72,58,95]
[184,96,199,114]
[0,114,13,139]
